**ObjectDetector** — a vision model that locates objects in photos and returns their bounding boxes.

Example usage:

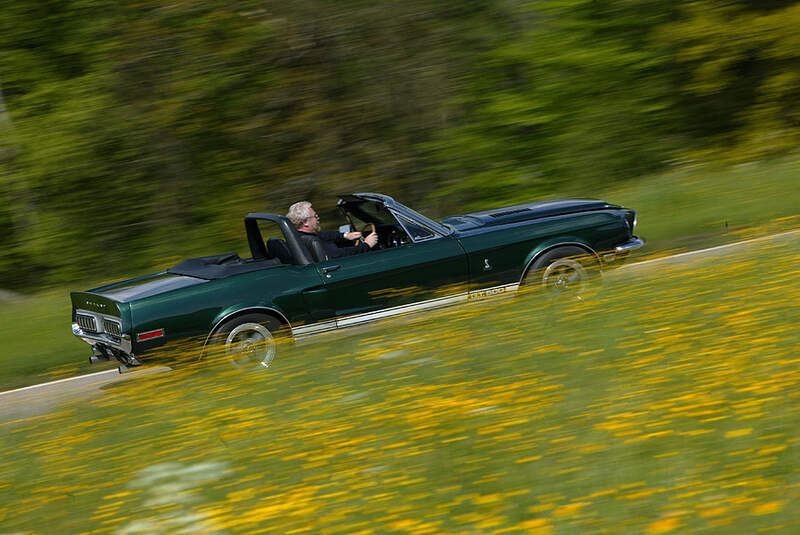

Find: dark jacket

[298,230,370,261]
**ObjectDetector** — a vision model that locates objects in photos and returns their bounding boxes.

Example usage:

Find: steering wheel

[360,223,378,247]
[360,223,376,240]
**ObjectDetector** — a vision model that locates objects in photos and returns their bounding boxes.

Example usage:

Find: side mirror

[338,224,352,234]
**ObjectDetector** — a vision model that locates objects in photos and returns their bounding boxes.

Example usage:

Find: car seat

[266,238,295,265]
[298,234,329,262]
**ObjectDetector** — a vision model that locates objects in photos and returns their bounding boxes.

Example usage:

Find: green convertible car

[71,193,643,370]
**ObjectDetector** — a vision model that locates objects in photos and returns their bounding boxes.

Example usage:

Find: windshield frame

[337,193,453,238]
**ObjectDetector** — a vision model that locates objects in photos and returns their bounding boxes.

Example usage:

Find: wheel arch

[519,241,601,286]
[202,306,293,350]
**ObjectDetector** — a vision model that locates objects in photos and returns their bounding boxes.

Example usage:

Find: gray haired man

[287,201,377,260]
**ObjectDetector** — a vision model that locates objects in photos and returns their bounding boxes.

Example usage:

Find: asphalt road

[0,365,171,422]
[1,229,796,423]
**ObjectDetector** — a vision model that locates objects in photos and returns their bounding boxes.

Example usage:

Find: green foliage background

[1,0,799,289]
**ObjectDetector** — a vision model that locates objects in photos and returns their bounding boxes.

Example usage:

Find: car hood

[84,272,209,304]
[441,199,617,231]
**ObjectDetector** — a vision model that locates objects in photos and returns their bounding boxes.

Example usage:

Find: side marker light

[137,329,165,342]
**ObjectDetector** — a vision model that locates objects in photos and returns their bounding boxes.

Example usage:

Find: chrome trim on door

[294,282,520,337]
[293,320,338,338]
[335,291,470,329]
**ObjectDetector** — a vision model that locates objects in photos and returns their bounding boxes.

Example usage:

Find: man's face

[306,208,321,233]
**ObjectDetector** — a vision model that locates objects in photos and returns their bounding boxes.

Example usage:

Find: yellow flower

[518,518,553,534]
[647,517,680,533]
[552,502,589,517]
[724,428,753,438]
[751,502,784,515]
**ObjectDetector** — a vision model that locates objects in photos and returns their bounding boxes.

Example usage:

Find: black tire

[210,313,285,369]
[522,246,600,300]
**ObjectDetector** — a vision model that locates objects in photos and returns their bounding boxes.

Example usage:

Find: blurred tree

[0,0,798,289]
[0,0,491,286]
[659,1,800,158]
[426,0,681,210]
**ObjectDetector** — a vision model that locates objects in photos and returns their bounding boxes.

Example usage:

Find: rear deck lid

[83,272,208,303]
[70,292,123,316]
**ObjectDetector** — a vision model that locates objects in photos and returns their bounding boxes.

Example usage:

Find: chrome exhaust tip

[89,350,110,364]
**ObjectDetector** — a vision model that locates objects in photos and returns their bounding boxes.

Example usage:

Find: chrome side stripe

[293,320,338,338]
[336,291,469,328]
[291,283,520,339]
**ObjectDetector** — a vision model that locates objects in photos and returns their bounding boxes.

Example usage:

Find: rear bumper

[72,323,132,353]
[72,323,138,364]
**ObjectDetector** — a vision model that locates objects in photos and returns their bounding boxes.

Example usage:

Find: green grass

[0,236,797,533]
[0,289,116,391]
[598,156,800,254]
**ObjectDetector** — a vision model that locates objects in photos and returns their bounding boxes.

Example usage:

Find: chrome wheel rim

[541,258,587,298]
[224,322,276,369]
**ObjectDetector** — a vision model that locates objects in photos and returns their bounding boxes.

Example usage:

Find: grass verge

[0,288,116,391]
[0,233,797,533]
[599,155,800,255]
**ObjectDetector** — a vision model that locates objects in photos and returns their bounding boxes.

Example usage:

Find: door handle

[322,265,341,275]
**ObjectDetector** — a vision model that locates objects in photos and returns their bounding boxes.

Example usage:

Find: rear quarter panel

[128,264,325,354]
[456,210,630,288]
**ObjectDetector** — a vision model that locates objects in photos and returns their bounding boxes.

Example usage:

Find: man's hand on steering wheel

[364,232,378,248]
[361,223,378,248]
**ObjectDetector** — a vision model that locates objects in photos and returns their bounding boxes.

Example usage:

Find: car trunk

[82,272,209,304]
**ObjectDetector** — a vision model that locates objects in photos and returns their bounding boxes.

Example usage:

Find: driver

[287,201,378,260]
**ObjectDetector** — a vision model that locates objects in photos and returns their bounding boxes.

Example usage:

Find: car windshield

[342,201,396,226]
[401,206,448,235]
[340,197,450,237]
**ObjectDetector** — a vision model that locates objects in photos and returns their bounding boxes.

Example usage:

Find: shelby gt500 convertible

[71,193,643,370]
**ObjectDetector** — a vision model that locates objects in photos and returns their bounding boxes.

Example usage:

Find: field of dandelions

[1,236,798,534]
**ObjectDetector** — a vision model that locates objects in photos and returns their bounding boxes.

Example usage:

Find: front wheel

[211,314,284,369]
[523,246,600,300]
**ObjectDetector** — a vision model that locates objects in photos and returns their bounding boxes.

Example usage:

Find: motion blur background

[2,0,800,291]
[2,3,800,533]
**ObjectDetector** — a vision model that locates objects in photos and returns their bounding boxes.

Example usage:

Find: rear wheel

[523,246,600,300]
[212,314,284,369]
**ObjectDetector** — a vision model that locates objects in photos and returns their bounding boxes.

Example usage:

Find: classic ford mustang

[71,193,643,370]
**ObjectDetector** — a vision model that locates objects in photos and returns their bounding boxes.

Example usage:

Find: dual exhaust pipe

[89,354,109,365]
[89,346,142,372]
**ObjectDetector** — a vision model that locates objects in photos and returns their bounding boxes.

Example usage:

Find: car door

[317,233,469,328]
